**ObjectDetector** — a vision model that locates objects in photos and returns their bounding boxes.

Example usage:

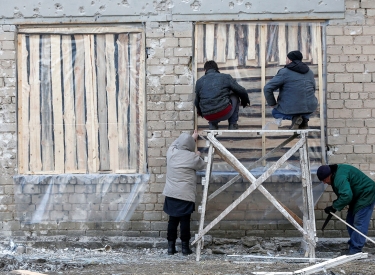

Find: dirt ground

[1,237,374,275]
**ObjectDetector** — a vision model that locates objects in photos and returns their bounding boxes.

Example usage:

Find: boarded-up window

[17,27,146,174]
[195,22,325,170]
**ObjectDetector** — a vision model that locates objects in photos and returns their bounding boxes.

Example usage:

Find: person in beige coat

[163,130,206,255]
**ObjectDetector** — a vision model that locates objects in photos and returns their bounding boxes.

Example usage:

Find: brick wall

[0,24,17,236]
[0,0,374,239]
[318,0,375,238]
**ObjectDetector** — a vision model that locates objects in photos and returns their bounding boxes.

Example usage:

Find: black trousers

[167,214,191,242]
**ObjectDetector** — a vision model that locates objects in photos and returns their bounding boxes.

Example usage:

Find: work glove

[241,97,250,108]
[324,205,336,215]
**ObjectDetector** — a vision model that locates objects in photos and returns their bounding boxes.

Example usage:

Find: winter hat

[317,165,331,181]
[287,50,303,61]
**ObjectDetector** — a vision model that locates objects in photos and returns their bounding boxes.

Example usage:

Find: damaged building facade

[0,0,374,242]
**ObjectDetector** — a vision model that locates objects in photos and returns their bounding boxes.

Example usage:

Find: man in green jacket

[317,164,375,255]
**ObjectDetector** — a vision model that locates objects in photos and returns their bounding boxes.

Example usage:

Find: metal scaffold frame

[192,129,320,262]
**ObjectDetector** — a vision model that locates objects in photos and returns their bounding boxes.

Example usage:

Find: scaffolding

[192,129,320,262]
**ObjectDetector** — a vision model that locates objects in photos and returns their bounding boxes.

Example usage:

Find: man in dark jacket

[317,164,375,255]
[263,50,318,129]
[195,60,250,130]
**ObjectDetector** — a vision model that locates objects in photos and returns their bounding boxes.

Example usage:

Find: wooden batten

[62,35,78,172]
[195,24,204,63]
[18,34,30,174]
[74,34,87,171]
[205,24,215,61]
[96,35,110,171]
[40,35,54,172]
[278,23,287,65]
[50,35,65,172]
[216,24,227,63]
[137,32,146,173]
[117,33,130,171]
[128,33,140,171]
[105,34,119,172]
[29,35,42,172]
[227,24,236,60]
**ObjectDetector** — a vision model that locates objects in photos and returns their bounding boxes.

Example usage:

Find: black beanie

[317,165,331,181]
[287,50,303,61]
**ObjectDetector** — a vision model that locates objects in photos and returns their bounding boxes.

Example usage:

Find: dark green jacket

[332,164,375,214]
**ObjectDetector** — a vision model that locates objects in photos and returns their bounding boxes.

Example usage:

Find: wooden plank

[137,32,146,173]
[196,24,204,63]
[247,24,256,60]
[73,34,87,171]
[315,24,326,164]
[96,35,110,171]
[260,25,267,161]
[105,34,119,172]
[196,143,214,262]
[19,26,144,34]
[84,34,97,173]
[10,270,47,275]
[278,23,287,65]
[310,23,319,64]
[40,35,54,171]
[293,253,368,275]
[287,24,299,53]
[18,34,30,174]
[192,135,309,245]
[62,35,77,172]
[50,35,64,173]
[216,24,227,63]
[128,33,139,170]
[117,33,130,170]
[236,24,246,66]
[28,35,42,173]
[90,35,99,172]
[205,24,214,61]
[227,24,236,60]
[300,24,310,62]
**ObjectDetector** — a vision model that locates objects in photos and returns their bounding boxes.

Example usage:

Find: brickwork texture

[0,0,375,240]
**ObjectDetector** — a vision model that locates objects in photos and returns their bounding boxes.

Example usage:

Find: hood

[175,133,195,152]
[285,60,309,74]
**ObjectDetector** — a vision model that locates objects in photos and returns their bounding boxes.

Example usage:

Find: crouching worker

[194,60,250,130]
[264,50,318,129]
[317,164,375,255]
[163,130,206,255]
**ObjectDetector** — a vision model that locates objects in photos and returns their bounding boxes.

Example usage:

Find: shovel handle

[330,212,375,245]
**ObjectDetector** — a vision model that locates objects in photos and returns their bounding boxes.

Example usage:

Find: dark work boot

[181,241,192,256]
[228,123,239,130]
[299,118,309,129]
[168,240,177,255]
[290,115,303,130]
[208,122,219,130]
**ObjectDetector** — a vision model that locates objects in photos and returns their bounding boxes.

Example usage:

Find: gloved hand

[241,98,250,108]
[324,205,336,215]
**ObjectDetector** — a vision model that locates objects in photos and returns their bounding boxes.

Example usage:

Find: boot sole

[290,116,303,130]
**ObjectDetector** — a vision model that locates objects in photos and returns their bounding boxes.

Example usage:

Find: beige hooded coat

[163,133,206,203]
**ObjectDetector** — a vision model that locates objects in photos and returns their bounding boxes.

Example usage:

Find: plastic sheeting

[195,22,327,223]
[14,174,149,224]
